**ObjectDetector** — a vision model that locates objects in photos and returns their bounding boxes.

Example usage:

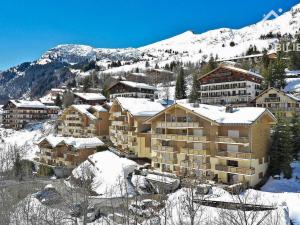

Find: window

[259,158,263,164]
[269,94,277,98]
[227,160,238,167]
[259,172,263,179]
[228,130,239,138]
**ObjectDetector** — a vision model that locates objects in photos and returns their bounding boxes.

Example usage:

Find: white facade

[200,80,261,105]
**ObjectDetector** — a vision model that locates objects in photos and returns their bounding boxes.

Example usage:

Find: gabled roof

[9,100,47,109]
[108,81,157,91]
[252,87,300,103]
[114,97,165,117]
[38,135,104,149]
[69,104,107,120]
[198,64,263,80]
[74,92,106,101]
[145,102,276,125]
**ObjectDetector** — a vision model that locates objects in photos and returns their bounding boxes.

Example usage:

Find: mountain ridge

[0,3,299,103]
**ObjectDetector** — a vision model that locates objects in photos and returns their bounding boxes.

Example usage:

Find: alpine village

[1,3,300,225]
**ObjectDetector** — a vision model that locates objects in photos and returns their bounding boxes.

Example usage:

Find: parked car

[32,184,61,205]
[129,203,155,218]
[86,206,101,222]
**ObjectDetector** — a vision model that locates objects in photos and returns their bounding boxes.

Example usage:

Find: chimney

[225,105,234,113]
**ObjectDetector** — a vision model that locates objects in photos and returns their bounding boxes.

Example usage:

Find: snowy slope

[36,3,300,73]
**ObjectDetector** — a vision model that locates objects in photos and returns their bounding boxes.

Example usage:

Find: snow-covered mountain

[39,3,300,71]
[0,3,299,103]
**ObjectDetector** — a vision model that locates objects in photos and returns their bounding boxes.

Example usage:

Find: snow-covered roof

[284,78,300,92]
[39,135,104,149]
[92,105,107,112]
[285,69,300,77]
[72,105,97,120]
[119,81,157,90]
[116,97,165,117]
[74,92,106,101]
[221,65,263,79]
[151,68,174,74]
[72,151,137,197]
[130,72,147,77]
[176,102,272,124]
[10,100,47,109]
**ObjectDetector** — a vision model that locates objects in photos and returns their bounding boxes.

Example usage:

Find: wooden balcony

[152,134,208,142]
[216,151,253,160]
[215,164,255,175]
[179,161,211,170]
[156,121,201,129]
[180,148,209,156]
[152,145,174,152]
[216,136,249,145]
[111,120,125,126]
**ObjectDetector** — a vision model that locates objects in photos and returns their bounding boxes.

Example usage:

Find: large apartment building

[2,100,59,130]
[36,135,104,177]
[109,97,165,158]
[252,87,300,118]
[57,104,109,139]
[198,65,263,105]
[108,81,157,100]
[145,102,276,187]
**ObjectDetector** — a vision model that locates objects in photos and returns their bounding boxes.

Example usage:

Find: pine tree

[290,113,300,159]
[102,82,110,99]
[189,74,200,103]
[55,93,62,108]
[265,54,286,89]
[200,55,217,75]
[175,67,186,100]
[270,118,294,178]
[288,34,300,70]
[83,76,92,92]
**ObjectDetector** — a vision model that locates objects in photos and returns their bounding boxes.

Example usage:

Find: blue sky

[0,0,298,70]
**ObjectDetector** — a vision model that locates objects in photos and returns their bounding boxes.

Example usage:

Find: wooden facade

[108,81,156,100]
[57,105,109,139]
[2,100,59,130]
[198,65,263,105]
[252,87,300,118]
[145,103,276,187]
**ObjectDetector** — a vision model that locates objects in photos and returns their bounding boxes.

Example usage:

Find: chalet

[252,87,300,117]
[36,135,104,177]
[198,65,263,105]
[109,97,165,158]
[108,81,157,100]
[40,88,66,106]
[2,100,59,130]
[57,104,109,139]
[145,102,276,187]
[73,92,106,105]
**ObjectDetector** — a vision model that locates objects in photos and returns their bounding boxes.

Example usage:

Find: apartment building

[198,65,263,105]
[36,135,104,177]
[2,100,59,130]
[253,87,300,117]
[73,92,107,105]
[108,81,157,100]
[145,102,276,187]
[57,104,109,139]
[109,97,165,158]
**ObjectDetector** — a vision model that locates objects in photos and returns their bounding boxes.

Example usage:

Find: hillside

[0,3,299,103]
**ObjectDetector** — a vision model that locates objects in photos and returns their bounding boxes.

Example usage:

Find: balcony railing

[215,164,255,175]
[216,136,249,145]
[152,134,208,142]
[152,145,174,152]
[216,151,253,159]
[111,120,125,126]
[179,161,211,170]
[180,148,209,156]
[156,122,200,128]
